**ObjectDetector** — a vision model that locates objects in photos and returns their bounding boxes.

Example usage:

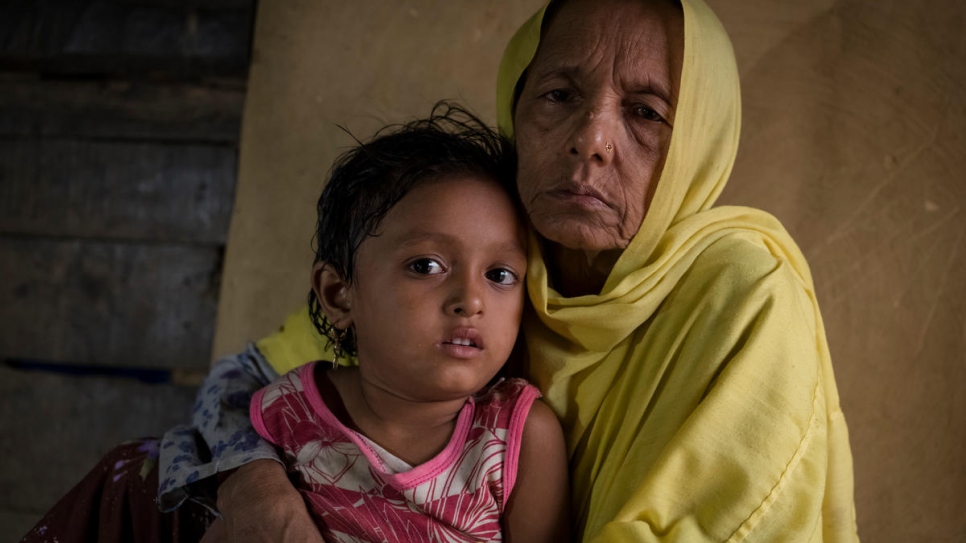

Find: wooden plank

[108,0,254,9]
[0,76,245,142]
[0,510,42,542]
[0,366,196,515]
[0,236,221,369]
[0,139,236,244]
[0,0,254,77]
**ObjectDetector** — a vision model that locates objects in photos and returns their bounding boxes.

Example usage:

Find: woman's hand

[202,459,325,543]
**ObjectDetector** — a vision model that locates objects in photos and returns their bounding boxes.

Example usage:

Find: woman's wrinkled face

[514,0,684,252]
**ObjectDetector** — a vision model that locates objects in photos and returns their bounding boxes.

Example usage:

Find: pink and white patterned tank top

[250,362,541,543]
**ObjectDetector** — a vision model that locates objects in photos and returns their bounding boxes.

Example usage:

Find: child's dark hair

[308,102,520,358]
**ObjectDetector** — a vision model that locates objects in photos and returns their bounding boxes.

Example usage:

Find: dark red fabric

[21,439,214,543]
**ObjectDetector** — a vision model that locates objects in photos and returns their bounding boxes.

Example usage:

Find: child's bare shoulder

[521,399,564,445]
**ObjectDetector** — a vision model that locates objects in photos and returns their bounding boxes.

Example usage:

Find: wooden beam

[0,0,254,78]
[106,0,254,9]
[0,76,245,143]
[0,365,197,516]
[0,236,221,369]
[0,139,237,244]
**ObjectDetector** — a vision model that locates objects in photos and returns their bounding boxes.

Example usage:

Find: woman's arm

[503,399,571,543]
[201,459,326,543]
[157,345,324,542]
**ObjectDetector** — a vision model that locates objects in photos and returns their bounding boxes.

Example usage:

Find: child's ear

[311,262,353,329]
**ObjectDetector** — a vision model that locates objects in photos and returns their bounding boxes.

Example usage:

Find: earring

[331,327,348,369]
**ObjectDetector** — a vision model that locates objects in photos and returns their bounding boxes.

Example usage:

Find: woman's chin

[533,217,626,254]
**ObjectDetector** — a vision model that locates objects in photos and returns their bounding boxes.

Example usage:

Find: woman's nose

[445,277,484,317]
[568,106,616,163]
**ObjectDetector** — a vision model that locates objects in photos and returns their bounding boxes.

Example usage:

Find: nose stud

[605,142,613,153]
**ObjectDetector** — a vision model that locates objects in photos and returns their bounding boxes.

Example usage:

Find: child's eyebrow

[394,231,458,247]
[394,232,526,254]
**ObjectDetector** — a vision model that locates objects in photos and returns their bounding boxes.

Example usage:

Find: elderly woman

[27,0,857,541]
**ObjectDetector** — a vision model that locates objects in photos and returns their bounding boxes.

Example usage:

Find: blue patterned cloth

[157,344,280,512]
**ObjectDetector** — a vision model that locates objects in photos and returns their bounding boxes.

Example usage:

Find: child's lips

[440,327,483,358]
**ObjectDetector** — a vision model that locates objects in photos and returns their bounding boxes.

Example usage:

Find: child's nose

[446,278,484,317]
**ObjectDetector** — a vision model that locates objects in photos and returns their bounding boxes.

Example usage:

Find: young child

[247,105,569,543]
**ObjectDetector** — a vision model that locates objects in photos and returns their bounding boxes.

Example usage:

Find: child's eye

[408,258,444,275]
[485,268,519,286]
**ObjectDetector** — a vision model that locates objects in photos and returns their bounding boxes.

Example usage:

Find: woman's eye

[545,88,572,103]
[485,268,518,286]
[408,259,444,275]
[632,105,665,123]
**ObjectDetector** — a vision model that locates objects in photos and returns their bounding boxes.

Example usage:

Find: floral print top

[157,344,280,512]
[250,362,540,543]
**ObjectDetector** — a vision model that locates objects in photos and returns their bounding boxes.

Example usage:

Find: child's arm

[503,399,571,543]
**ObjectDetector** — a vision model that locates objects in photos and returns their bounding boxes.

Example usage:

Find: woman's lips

[550,183,609,208]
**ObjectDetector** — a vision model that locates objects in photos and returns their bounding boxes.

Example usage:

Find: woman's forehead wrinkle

[541,1,680,109]
[616,42,672,101]
[540,25,609,79]
[632,19,680,99]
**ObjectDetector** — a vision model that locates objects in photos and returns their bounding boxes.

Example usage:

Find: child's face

[343,176,528,401]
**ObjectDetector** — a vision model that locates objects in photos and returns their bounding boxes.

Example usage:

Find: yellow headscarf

[257,0,857,540]
[497,0,858,541]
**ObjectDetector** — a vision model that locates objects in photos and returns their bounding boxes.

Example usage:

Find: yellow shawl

[257,0,858,540]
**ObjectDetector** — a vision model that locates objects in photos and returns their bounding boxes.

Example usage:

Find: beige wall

[214,1,965,540]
